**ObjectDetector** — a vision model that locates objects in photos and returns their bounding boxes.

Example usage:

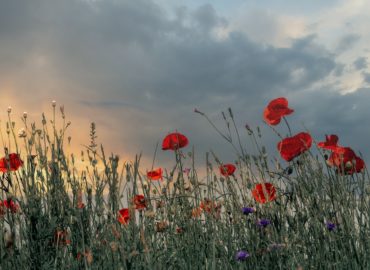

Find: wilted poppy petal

[252,183,276,204]
[219,164,236,176]
[147,168,163,180]
[162,132,189,151]
[0,153,23,172]
[133,195,147,210]
[277,132,312,161]
[263,97,294,126]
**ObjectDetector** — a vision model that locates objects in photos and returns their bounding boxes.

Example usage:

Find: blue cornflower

[257,218,271,228]
[326,222,336,231]
[235,250,250,261]
[242,207,255,215]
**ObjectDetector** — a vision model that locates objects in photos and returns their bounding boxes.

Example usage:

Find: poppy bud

[285,166,293,175]
[23,112,27,118]
[7,106,11,113]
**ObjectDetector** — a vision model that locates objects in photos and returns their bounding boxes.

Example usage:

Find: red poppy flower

[0,153,23,172]
[263,97,294,125]
[252,183,277,204]
[317,135,340,151]
[133,195,147,210]
[147,168,163,180]
[3,198,19,213]
[162,132,189,150]
[277,132,312,161]
[219,164,236,176]
[327,147,365,174]
[117,208,130,225]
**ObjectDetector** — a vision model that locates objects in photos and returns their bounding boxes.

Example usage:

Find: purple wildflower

[242,207,255,215]
[257,218,271,228]
[326,222,336,231]
[235,250,249,261]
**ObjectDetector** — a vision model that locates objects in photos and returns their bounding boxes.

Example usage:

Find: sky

[0,0,370,178]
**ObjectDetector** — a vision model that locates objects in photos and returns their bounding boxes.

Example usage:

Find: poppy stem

[282,117,292,137]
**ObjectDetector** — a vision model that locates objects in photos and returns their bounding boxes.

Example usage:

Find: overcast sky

[0,0,370,177]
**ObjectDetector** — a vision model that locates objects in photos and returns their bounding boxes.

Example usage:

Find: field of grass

[0,100,369,269]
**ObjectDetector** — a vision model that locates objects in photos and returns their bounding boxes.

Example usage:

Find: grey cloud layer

[0,0,369,170]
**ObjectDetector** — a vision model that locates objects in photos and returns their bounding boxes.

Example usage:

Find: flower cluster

[318,135,365,175]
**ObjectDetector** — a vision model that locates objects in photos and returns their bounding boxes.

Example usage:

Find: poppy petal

[277,132,312,161]
[147,168,163,180]
[118,208,130,225]
[252,183,276,204]
[317,135,340,151]
[263,98,294,126]
[162,132,189,151]
[0,153,23,172]
[219,164,236,176]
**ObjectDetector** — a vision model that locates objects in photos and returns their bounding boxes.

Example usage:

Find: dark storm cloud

[1,0,368,171]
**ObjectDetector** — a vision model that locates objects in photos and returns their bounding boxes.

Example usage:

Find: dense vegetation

[0,99,368,269]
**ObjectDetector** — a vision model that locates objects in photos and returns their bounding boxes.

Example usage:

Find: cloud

[0,0,369,175]
[335,34,361,53]
[353,57,368,70]
[362,72,370,83]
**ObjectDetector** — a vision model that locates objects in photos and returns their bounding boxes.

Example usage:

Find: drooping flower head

[317,134,340,151]
[117,208,130,225]
[162,132,189,151]
[219,164,236,176]
[132,195,147,210]
[235,250,250,261]
[0,153,23,173]
[147,168,163,180]
[252,183,276,204]
[263,97,294,125]
[327,147,365,175]
[277,132,312,161]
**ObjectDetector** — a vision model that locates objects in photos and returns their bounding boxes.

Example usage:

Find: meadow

[0,98,369,269]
